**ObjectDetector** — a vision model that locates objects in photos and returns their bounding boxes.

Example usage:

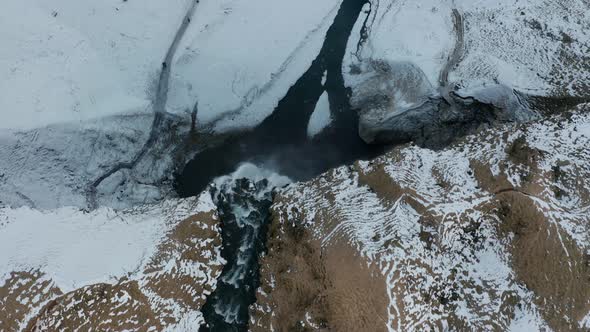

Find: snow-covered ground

[0,114,153,209]
[346,1,455,89]
[0,0,195,209]
[343,0,590,140]
[0,0,194,130]
[0,0,343,210]
[166,0,342,132]
[343,0,590,142]
[453,0,590,96]
[0,193,214,293]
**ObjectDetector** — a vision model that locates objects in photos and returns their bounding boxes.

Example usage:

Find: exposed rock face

[251,105,590,331]
[350,60,436,144]
[348,58,538,147]
[0,196,224,331]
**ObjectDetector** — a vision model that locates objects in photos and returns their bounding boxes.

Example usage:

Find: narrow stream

[176,0,380,330]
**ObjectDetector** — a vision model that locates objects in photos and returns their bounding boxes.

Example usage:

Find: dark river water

[199,176,275,332]
[175,0,383,198]
[174,0,385,330]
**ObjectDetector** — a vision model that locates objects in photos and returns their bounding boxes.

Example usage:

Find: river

[174,1,384,331]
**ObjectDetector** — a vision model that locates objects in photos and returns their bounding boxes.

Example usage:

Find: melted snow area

[268,107,590,330]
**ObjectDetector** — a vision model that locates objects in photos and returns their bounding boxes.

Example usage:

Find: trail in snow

[439,9,464,90]
[354,1,372,60]
[87,0,200,208]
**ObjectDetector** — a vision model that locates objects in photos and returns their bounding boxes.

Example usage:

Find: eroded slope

[252,105,590,331]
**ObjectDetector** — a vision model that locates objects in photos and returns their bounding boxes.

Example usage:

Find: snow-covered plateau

[1,0,589,330]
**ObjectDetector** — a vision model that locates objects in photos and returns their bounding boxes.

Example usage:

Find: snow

[0,205,155,291]
[0,0,347,210]
[307,91,332,138]
[0,0,345,132]
[0,193,215,293]
[0,0,194,130]
[581,311,590,330]
[509,307,548,332]
[576,122,590,139]
[451,0,590,96]
[0,0,199,209]
[164,311,208,332]
[345,0,590,104]
[0,114,154,210]
[344,0,454,89]
[167,0,343,132]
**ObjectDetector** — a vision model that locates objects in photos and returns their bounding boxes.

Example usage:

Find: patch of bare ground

[470,159,512,193]
[2,210,222,331]
[0,270,62,331]
[353,154,430,217]
[26,281,161,331]
[141,211,223,324]
[469,125,590,330]
[495,191,590,331]
[470,133,544,195]
[250,197,389,332]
